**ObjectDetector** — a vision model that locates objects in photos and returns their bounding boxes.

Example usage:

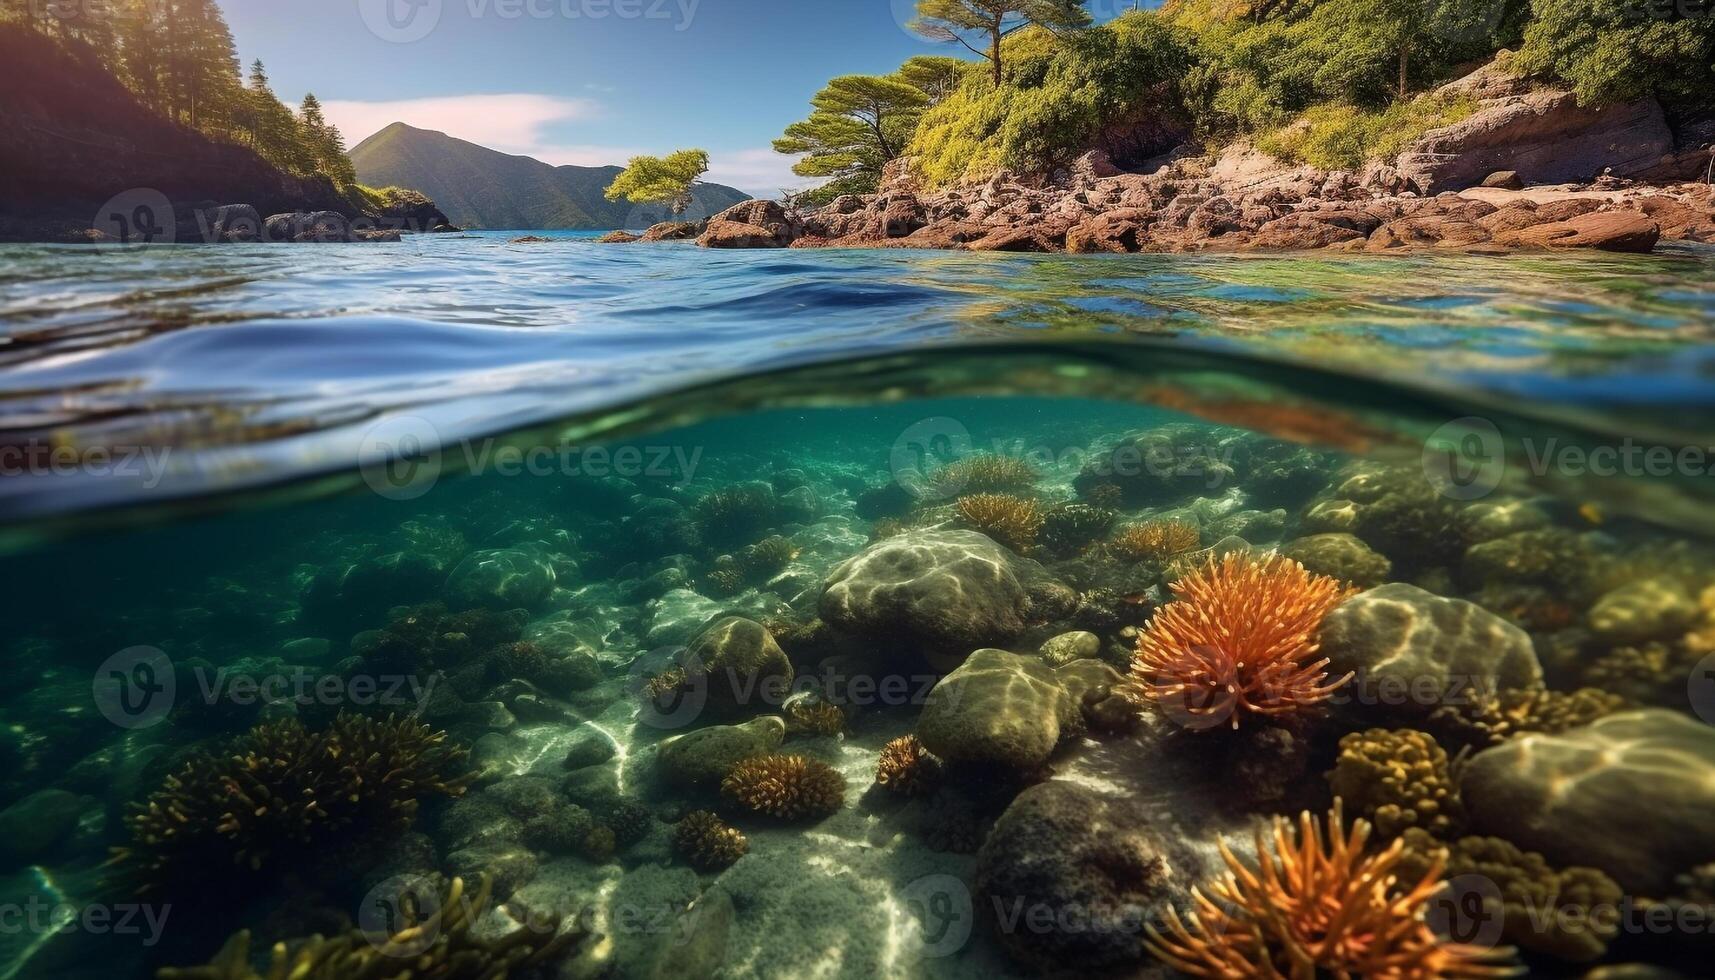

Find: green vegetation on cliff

[780,0,1715,193]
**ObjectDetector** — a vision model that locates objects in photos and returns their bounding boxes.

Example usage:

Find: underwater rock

[1039,630,1101,666]
[445,547,557,610]
[657,715,786,789]
[974,781,1201,972]
[1073,425,1240,507]
[1281,533,1392,588]
[1455,499,1550,544]
[1300,498,1363,535]
[918,649,1116,770]
[644,588,791,647]
[1587,576,1698,644]
[1319,583,1543,716]
[684,617,793,718]
[561,730,619,771]
[0,788,84,866]
[819,529,1040,663]
[1461,709,1715,893]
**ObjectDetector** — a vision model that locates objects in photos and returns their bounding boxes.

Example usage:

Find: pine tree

[909,0,1092,87]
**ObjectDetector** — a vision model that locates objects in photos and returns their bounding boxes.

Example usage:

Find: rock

[967,225,1066,252]
[561,730,618,771]
[264,210,353,243]
[445,548,556,610]
[918,649,1119,770]
[0,789,84,866]
[595,230,639,243]
[199,204,261,242]
[1461,710,1715,894]
[1282,533,1391,588]
[1500,210,1660,252]
[819,529,1038,663]
[1250,212,1364,249]
[656,715,786,788]
[1395,87,1673,192]
[683,617,793,717]
[1587,576,1698,644]
[1039,631,1101,666]
[1481,170,1525,189]
[644,885,734,980]
[698,219,786,249]
[974,781,1204,972]
[638,220,702,241]
[1064,209,1150,253]
[1318,583,1542,715]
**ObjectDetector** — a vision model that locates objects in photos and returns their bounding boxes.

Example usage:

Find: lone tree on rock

[909,0,1092,87]
[604,149,711,216]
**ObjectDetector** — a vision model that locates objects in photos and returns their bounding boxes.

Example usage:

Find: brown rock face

[698,220,788,249]
[1251,213,1365,250]
[1499,210,1661,252]
[638,220,702,241]
[1396,89,1673,192]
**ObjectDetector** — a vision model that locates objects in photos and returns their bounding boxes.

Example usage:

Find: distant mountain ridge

[348,123,750,230]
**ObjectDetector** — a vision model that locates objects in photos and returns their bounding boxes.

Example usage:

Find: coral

[874,735,944,797]
[1473,584,1579,632]
[1083,481,1124,509]
[1133,553,1354,731]
[1144,803,1519,979]
[643,667,689,707]
[929,454,1039,496]
[157,875,581,980]
[1228,724,1311,808]
[1461,528,1597,595]
[721,753,845,821]
[1581,641,1699,706]
[113,714,472,896]
[580,824,617,862]
[955,493,1045,552]
[1397,829,1623,963]
[737,534,798,578]
[1326,728,1465,839]
[692,481,779,548]
[1109,520,1200,561]
[784,698,846,737]
[1039,503,1116,558]
[703,564,746,597]
[672,810,749,870]
[359,602,523,676]
[1426,687,1633,751]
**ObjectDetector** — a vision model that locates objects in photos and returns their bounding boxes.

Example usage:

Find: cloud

[322,94,599,152]
[707,148,814,198]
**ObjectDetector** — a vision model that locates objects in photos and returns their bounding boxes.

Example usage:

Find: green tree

[1515,0,1714,107]
[773,74,932,199]
[604,149,712,215]
[895,55,972,103]
[299,93,358,187]
[909,0,1092,87]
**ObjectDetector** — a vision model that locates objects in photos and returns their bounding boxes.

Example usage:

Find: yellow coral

[955,493,1045,551]
[785,698,846,737]
[1109,520,1200,561]
[1326,728,1465,839]
[929,454,1039,496]
[875,735,944,797]
[721,753,845,821]
[672,810,749,870]
[1427,688,1632,750]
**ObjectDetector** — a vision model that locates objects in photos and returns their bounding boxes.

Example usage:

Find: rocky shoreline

[619,63,1715,257]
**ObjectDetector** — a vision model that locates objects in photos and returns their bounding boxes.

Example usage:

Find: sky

[212,0,1020,196]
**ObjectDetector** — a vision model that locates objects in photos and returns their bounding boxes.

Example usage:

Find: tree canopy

[604,149,711,214]
[909,0,1092,86]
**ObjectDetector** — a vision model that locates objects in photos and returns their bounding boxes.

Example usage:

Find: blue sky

[215,0,1001,195]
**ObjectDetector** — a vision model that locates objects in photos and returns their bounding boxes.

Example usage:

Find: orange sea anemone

[1145,802,1520,979]
[1133,551,1354,730]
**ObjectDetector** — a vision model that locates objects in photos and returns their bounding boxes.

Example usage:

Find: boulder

[656,715,786,788]
[0,789,84,866]
[1395,88,1673,192]
[1281,533,1391,588]
[917,649,1116,770]
[1064,209,1150,253]
[1461,710,1715,893]
[818,529,1038,663]
[445,548,557,610]
[974,782,1208,972]
[1317,583,1543,716]
[198,204,261,242]
[1499,210,1660,253]
[683,617,793,717]
[596,230,639,243]
[1586,576,1698,644]
[1250,212,1364,250]
[264,210,353,242]
[1480,170,1524,189]
[638,220,702,241]
[698,219,788,249]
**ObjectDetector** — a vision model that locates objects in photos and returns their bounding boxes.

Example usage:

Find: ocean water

[3,236,1715,979]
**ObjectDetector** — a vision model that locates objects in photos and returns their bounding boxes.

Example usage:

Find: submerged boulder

[818,529,1039,664]
[1461,710,1715,893]
[1317,583,1542,715]
[445,547,557,610]
[656,715,786,789]
[683,617,793,718]
[918,649,1121,770]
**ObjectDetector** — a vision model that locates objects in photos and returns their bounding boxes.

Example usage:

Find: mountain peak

[349,125,749,230]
